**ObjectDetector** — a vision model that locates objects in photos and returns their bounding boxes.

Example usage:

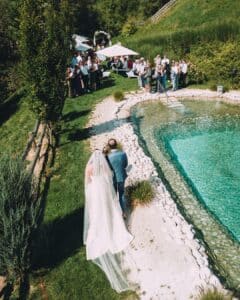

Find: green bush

[197,288,233,300]
[0,155,41,298]
[113,90,125,101]
[187,63,207,85]
[222,85,230,93]
[188,40,240,89]
[126,180,154,207]
[121,17,138,37]
[209,84,217,91]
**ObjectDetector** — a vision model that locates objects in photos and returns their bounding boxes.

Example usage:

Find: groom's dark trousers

[107,149,128,212]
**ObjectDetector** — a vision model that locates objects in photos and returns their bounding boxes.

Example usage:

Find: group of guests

[66,50,189,98]
[125,55,188,92]
[66,51,103,98]
[106,54,188,92]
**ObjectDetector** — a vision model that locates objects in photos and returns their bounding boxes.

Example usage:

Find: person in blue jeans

[107,138,128,218]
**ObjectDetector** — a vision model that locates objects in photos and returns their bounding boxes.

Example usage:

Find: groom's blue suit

[107,149,128,212]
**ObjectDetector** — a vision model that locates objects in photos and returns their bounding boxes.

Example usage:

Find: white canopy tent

[72,34,90,44]
[75,42,92,52]
[72,34,92,52]
[96,44,139,58]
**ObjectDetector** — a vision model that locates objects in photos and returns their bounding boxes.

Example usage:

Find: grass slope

[122,0,240,56]
[31,74,138,300]
[121,0,240,88]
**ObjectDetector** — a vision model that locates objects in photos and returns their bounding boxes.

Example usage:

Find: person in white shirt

[76,52,83,63]
[154,54,161,66]
[161,54,170,66]
[180,60,188,87]
[133,59,142,87]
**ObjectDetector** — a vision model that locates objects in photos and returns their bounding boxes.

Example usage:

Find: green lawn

[31,74,138,300]
[0,95,35,156]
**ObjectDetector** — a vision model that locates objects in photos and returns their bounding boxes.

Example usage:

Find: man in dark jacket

[107,138,128,218]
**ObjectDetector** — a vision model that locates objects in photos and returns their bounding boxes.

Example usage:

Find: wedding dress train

[83,150,135,292]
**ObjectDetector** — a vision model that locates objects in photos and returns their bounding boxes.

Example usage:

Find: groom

[107,138,128,218]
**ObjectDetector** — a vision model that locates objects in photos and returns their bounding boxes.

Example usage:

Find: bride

[83,149,135,293]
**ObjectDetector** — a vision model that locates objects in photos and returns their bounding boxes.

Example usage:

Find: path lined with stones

[87,89,239,300]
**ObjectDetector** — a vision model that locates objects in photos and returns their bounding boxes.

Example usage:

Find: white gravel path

[87,88,240,300]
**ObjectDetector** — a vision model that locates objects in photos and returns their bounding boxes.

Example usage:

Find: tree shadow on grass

[59,116,132,147]
[62,109,91,123]
[101,77,115,89]
[0,98,20,126]
[32,207,84,270]
[0,88,25,126]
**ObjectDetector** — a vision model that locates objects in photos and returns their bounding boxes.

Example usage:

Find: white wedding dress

[83,150,135,293]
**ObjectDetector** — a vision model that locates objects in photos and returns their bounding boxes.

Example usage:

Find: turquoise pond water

[169,130,240,241]
[131,99,240,290]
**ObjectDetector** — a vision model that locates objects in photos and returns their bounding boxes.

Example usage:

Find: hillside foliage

[121,0,240,88]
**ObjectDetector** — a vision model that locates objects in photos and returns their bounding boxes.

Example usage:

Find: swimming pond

[131,99,240,291]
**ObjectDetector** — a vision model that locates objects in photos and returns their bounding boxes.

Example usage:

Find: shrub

[126,180,154,207]
[196,288,233,300]
[188,40,240,88]
[121,17,138,37]
[223,85,230,93]
[187,63,207,85]
[113,90,124,101]
[0,155,41,298]
[209,83,217,91]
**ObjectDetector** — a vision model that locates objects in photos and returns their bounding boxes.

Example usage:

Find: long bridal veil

[83,150,137,293]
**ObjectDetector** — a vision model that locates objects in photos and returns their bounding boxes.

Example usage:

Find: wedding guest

[154,54,161,66]
[79,60,90,93]
[172,61,180,91]
[65,66,73,98]
[72,65,82,97]
[143,62,152,93]
[155,64,166,93]
[76,51,83,63]
[71,53,78,68]
[138,58,146,88]
[161,63,167,91]
[161,54,170,66]
[179,60,188,87]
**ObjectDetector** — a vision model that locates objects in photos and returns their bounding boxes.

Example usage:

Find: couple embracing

[83,138,137,293]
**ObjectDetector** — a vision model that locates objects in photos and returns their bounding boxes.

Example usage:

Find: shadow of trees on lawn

[32,207,84,270]
[62,109,91,123]
[59,116,131,146]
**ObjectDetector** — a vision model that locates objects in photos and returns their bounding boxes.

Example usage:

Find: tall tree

[0,0,20,101]
[70,0,98,36]
[93,0,171,36]
[19,0,71,124]
[94,0,131,35]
